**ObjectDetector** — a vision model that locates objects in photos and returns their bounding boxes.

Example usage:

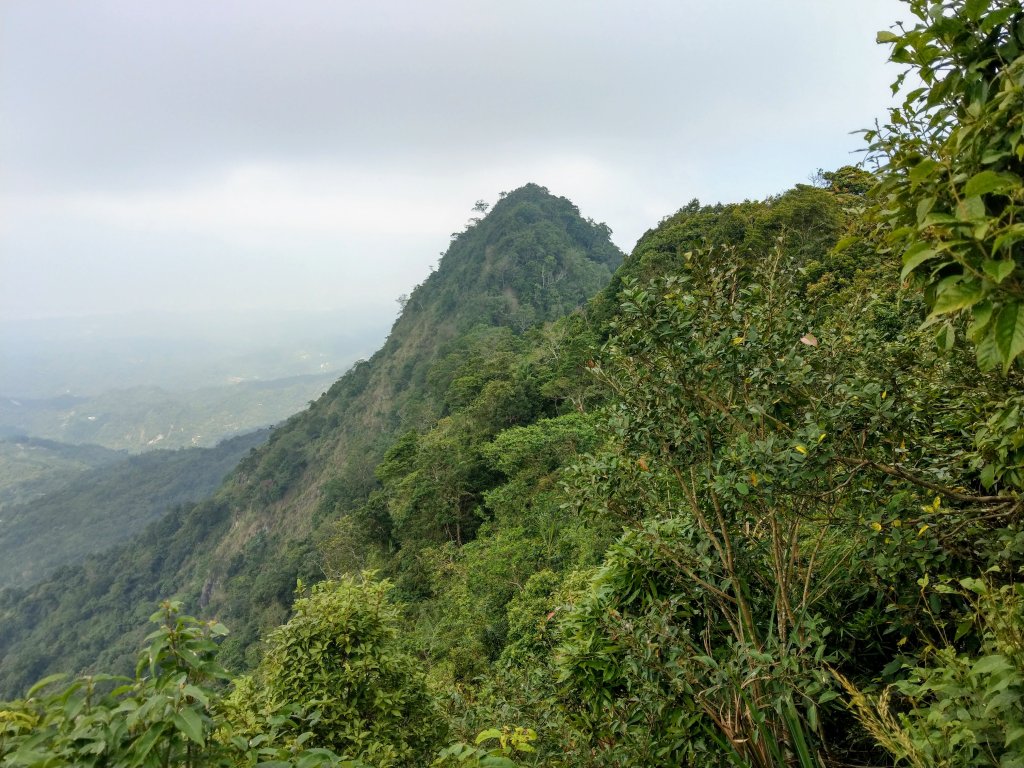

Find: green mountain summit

[0,183,623,691]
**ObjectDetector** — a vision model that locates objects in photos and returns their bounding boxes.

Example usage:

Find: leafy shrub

[842,578,1024,768]
[225,576,446,767]
[869,0,1024,372]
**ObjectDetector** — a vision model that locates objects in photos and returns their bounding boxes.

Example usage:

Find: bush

[225,576,446,767]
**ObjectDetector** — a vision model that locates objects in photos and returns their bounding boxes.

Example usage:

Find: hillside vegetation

[0,430,268,588]
[2,3,1023,766]
[0,183,623,694]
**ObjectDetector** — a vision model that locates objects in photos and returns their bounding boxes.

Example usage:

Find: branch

[836,456,1014,505]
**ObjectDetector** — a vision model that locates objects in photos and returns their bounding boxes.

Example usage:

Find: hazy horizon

[0,307,392,398]
[2,1,911,327]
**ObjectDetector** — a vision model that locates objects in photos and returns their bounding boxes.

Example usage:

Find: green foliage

[0,184,624,697]
[894,581,1024,766]
[842,578,1024,768]
[434,727,536,768]
[0,602,377,768]
[0,601,233,768]
[382,410,607,683]
[974,393,1024,490]
[551,181,1024,764]
[225,577,446,767]
[869,0,1024,372]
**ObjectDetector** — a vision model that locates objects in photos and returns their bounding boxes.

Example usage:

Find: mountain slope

[0,184,623,696]
[0,437,123,509]
[0,430,269,588]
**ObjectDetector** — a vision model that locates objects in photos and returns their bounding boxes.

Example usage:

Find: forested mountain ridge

[0,183,624,694]
[3,5,1024,763]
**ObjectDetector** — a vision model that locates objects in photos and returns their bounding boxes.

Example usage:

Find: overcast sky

[1,1,908,326]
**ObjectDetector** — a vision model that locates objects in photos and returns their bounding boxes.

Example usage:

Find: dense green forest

[0,430,269,588]
[2,2,1023,766]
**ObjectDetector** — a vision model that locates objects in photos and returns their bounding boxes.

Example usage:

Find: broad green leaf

[935,322,955,351]
[980,6,1017,34]
[993,224,1024,255]
[959,577,987,594]
[173,708,205,745]
[915,196,936,224]
[131,724,165,761]
[480,758,518,768]
[901,242,939,280]
[930,280,984,315]
[297,754,335,768]
[995,302,1024,372]
[876,30,900,43]
[954,617,975,642]
[980,463,996,488]
[964,0,990,21]
[26,673,68,697]
[833,235,858,253]
[971,653,1012,676]
[181,684,210,707]
[969,301,994,342]
[909,158,939,184]
[983,258,1015,284]
[7,748,52,766]
[975,327,1001,371]
[964,170,1014,197]
[957,195,986,221]
[982,148,1009,164]
[922,211,958,226]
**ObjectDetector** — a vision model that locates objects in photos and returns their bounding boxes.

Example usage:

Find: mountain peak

[397,183,622,336]
[0,186,624,694]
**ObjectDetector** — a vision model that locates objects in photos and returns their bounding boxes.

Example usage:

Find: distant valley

[0,430,268,588]
[0,374,337,452]
[0,309,391,398]
[0,309,389,584]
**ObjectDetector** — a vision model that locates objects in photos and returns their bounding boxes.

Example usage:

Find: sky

[1,0,910,326]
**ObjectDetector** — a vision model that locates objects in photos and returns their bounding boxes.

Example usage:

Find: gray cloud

[1,0,909,323]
